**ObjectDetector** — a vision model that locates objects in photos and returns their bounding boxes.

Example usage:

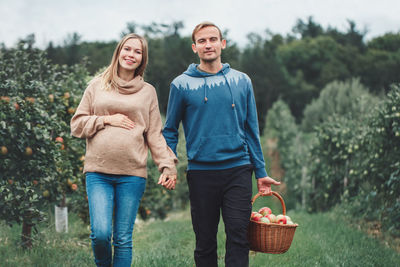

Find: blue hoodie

[163,63,268,178]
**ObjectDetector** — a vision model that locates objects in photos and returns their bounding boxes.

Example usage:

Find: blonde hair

[192,21,223,43]
[99,33,148,91]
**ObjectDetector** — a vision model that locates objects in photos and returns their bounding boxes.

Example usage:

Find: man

[162,22,280,267]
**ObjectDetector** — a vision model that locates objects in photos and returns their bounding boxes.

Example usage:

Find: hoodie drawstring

[222,73,235,109]
[203,78,208,103]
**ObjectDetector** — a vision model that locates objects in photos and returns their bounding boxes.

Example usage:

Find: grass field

[1,207,399,267]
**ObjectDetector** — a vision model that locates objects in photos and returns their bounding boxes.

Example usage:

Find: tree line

[35,17,400,130]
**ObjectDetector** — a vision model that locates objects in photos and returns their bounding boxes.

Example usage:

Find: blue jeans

[86,172,146,267]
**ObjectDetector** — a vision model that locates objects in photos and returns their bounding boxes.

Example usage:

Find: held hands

[158,173,177,190]
[257,176,281,196]
[104,114,135,130]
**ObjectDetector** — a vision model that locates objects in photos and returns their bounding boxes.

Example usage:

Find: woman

[71,33,177,267]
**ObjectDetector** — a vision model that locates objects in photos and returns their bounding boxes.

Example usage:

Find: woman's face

[118,38,143,74]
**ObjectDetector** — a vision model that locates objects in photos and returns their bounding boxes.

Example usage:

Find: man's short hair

[192,21,223,43]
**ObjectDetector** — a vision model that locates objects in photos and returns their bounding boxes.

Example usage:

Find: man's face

[192,26,226,63]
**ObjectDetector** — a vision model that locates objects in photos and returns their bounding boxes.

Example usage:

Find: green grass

[0,212,93,267]
[1,208,399,266]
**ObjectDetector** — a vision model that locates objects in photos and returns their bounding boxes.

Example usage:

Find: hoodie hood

[184,63,231,77]
[113,73,145,95]
[183,63,234,105]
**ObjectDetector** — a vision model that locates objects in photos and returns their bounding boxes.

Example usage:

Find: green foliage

[266,81,399,236]
[307,85,400,235]
[292,16,324,39]
[279,35,352,89]
[263,100,314,209]
[356,46,400,93]
[368,32,400,52]
[0,41,85,228]
[241,35,292,130]
[264,100,298,160]
[302,78,379,131]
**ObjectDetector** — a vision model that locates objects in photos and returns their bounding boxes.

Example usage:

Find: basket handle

[251,191,286,215]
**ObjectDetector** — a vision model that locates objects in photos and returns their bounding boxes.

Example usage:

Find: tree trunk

[21,221,32,249]
[301,166,307,210]
[60,192,66,207]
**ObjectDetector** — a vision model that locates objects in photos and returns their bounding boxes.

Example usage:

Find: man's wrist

[255,167,268,179]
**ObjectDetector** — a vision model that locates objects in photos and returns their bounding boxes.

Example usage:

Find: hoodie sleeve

[162,83,184,156]
[70,84,105,139]
[145,90,178,175]
[244,79,268,179]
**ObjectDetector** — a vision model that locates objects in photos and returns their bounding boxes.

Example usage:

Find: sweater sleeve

[70,84,105,139]
[162,83,184,156]
[244,79,268,179]
[146,93,178,175]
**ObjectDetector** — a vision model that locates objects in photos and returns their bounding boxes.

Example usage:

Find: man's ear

[192,43,197,54]
[221,39,226,50]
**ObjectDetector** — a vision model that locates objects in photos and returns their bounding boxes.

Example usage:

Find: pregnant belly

[88,126,147,159]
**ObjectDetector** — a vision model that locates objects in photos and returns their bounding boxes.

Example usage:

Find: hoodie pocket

[189,134,248,162]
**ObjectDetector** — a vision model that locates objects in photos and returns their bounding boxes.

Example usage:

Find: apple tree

[0,38,87,247]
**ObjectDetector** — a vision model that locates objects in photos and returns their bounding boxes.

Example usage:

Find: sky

[0,0,399,48]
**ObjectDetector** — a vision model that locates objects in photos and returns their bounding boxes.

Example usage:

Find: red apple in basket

[266,214,277,223]
[258,207,272,216]
[276,214,287,224]
[251,213,263,222]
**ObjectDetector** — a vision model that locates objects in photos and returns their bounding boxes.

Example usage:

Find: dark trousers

[187,164,253,267]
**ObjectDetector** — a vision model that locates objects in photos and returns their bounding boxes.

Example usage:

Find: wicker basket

[248,191,297,254]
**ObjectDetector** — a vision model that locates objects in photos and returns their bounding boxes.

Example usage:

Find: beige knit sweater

[70,75,177,178]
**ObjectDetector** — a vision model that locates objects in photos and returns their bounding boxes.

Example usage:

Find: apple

[1,146,8,155]
[285,215,292,222]
[276,214,287,224]
[79,155,85,161]
[67,107,75,114]
[251,213,263,222]
[25,97,35,104]
[260,217,270,223]
[266,214,277,223]
[71,184,78,191]
[48,94,54,103]
[63,92,70,99]
[67,179,73,186]
[1,96,10,103]
[258,207,272,216]
[14,102,20,110]
[42,190,50,198]
[25,146,33,156]
[55,136,64,143]
[33,180,39,185]
[60,144,65,150]
[8,179,13,185]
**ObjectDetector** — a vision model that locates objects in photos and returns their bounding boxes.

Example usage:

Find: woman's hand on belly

[104,113,135,130]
